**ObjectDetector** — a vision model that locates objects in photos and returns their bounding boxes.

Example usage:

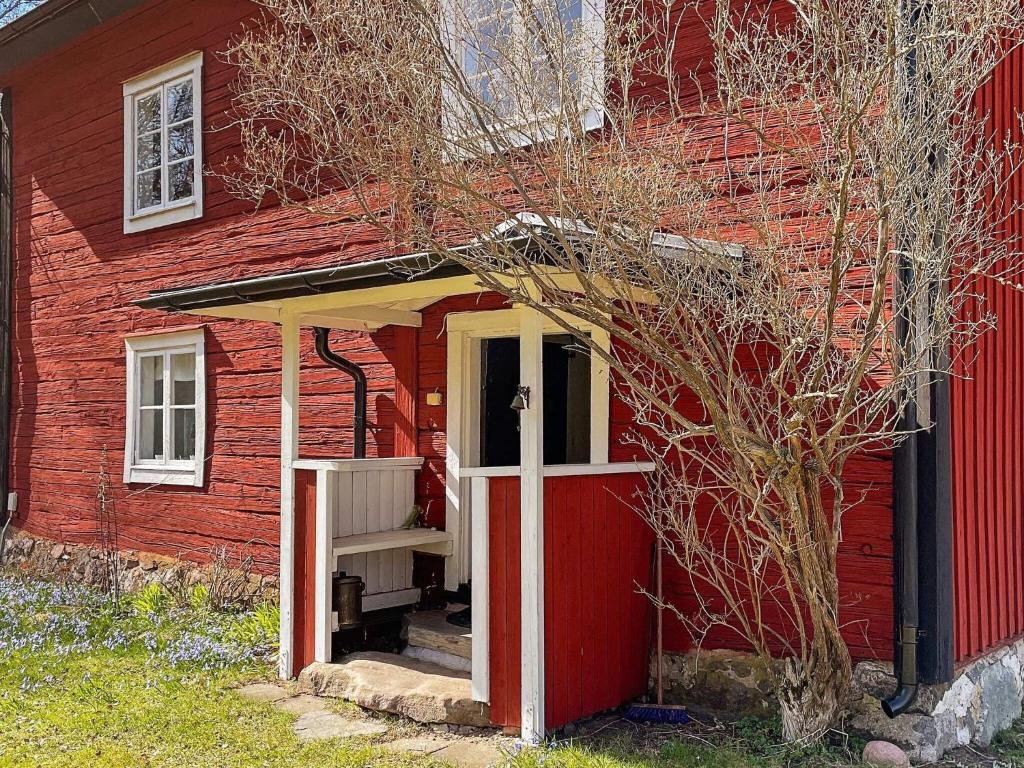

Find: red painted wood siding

[487,473,653,730]
[488,475,522,728]
[952,48,1024,663]
[0,0,897,669]
[292,468,317,676]
[0,0,412,571]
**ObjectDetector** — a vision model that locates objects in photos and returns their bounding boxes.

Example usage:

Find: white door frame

[444,306,610,739]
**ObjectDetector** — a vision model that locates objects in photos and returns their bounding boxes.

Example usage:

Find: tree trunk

[777,627,853,743]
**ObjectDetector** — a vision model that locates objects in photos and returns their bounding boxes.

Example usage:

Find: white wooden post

[590,326,611,464]
[519,307,545,742]
[444,328,465,591]
[279,312,300,679]
[471,475,490,703]
[314,468,335,663]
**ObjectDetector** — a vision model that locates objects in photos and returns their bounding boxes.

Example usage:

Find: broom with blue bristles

[625,537,690,725]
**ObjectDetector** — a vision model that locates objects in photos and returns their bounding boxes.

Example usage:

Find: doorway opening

[478,333,592,467]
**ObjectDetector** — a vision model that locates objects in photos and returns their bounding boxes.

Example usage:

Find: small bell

[510,385,531,411]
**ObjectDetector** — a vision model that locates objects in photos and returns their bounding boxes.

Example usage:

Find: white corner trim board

[278,313,300,679]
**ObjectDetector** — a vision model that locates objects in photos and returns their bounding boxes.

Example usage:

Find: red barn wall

[2,0,894,665]
[1,0,405,571]
[951,47,1024,664]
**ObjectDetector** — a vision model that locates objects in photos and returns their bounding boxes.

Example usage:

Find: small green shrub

[129,583,170,616]
[229,602,280,651]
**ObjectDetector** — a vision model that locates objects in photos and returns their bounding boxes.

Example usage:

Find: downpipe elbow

[882,623,919,718]
[881,684,918,718]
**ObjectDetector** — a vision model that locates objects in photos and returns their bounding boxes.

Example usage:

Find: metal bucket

[332,574,364,629]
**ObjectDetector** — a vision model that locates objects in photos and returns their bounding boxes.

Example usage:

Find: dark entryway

[479,334,591,467]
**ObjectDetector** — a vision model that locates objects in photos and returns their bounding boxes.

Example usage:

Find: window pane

[135,93,161,134]
[167,79,194,124]
[168,123,194,161]
[173,409,196,461]
[137,409,163,461]
[169,160,194,202]
[140,355,163,406]
[465,0,516,115]
[136,132,161,171]
[171,352,196,405]
[136,168,162,209]
[559,0,582,27]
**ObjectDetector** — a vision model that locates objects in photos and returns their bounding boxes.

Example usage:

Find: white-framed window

[123,328,207,487]
[443,0,605,147]
[123,52,203,234]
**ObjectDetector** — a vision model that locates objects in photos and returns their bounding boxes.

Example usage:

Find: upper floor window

[445,0,604,147]
[123,52,203,233]
[123,328,207,487]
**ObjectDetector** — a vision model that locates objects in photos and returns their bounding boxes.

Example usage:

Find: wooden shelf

[332,529,453,558]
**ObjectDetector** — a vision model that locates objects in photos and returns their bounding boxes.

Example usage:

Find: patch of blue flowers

[0,573,277,674]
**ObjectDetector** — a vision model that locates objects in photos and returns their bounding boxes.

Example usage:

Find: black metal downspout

[313,327,368,459]
[883,0,955,715]
[884,266,921,717]
[0,90,14,566]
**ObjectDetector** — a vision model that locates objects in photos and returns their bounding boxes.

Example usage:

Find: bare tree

[223,0,1024,742]
[0,1,42,26]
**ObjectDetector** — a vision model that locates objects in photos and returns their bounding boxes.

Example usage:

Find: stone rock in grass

[431,740,505,768]
[275,694,329,715]
[862,740,911,768]
[384,736,450,755]
[236,682,290,703]
[293,711,388,742]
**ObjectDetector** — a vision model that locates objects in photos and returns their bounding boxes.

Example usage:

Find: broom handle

[656,536,664,706]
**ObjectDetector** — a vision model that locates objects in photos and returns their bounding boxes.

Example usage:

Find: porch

[135,223,656,740]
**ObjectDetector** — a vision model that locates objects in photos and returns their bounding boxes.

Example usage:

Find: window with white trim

[123,52,203,233]
[123,329,206,487]
[444,0,605,145]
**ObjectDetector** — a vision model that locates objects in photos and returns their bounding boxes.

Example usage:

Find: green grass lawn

[3,570,1018,768]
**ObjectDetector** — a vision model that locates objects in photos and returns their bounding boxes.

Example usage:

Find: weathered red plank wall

[1,0,896,672]
[608,384,895,662]
[487,473,654,730]
[0,0,416,572]
[952,47,1024,664]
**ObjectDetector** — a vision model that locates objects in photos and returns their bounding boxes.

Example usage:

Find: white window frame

[441,0,606,150]
[123,52,204,234]
[123,328,207,487]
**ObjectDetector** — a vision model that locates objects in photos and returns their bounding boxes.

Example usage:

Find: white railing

[293,456,453,663]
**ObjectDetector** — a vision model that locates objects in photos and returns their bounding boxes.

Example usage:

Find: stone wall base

[1,528,278,606]
[658,645,1024,762]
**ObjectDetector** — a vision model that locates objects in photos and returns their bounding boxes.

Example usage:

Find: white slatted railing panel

[332,464,418,597]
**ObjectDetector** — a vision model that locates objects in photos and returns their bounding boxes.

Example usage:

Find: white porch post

[314,468,335,663]
[519,307,545,742]
[470,475,490,703]
[444,328,464,592]
[279,312,300,679]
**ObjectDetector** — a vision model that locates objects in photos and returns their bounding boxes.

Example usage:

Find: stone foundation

[659,645,1024,762]
[1,528,277,605]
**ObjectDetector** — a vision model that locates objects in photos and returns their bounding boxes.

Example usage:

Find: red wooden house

[0,0,1021,751]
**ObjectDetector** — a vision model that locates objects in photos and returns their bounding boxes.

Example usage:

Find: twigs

[221,0,1024,742]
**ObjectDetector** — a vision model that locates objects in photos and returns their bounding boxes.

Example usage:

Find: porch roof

[133,215,562,330]
[134,250,474,313]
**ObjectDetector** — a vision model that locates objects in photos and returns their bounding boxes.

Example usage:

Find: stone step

[405,609,472,660]
[298,652,490,727]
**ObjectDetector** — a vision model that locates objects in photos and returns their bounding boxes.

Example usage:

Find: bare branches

[223,0,1024,741]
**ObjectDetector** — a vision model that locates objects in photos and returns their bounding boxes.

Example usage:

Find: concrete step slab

[299,652,489,727]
